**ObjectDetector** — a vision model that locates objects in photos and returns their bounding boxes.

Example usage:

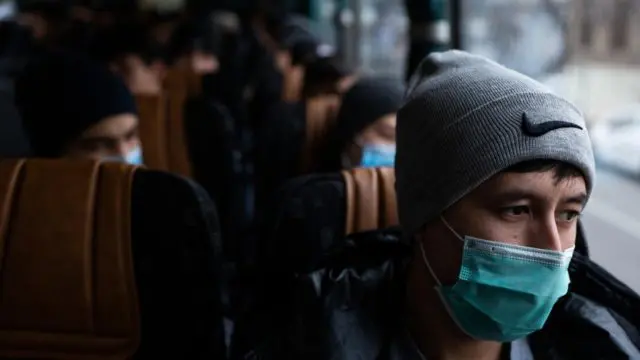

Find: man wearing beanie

[14,50,143,164]
[392,51,640,359]
[320,76,405,172]
[248,51,640,359]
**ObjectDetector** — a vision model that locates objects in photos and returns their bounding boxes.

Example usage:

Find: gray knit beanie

[395,50,595,237]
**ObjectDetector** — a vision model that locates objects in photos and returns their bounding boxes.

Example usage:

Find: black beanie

[14,51,137,157]
[319,77,405,171]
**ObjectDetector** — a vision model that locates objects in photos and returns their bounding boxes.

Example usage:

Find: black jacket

[246,227,640,360]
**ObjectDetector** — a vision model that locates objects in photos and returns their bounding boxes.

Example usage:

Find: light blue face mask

[124,146,144,165]
[103,146,144,166]
[420,218,573,342]
[360,143,396,168]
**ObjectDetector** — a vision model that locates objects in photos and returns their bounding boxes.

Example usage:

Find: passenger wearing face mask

[247,51,640,360]
[320,77,404,172]
[14,51,143,165]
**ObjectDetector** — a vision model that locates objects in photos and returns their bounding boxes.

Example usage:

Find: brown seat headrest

[164,66,201,98]
[135,91,193,179]
[136,94,169,171]
[342,166,398,235]
[282,64,304,103]
[165,89,193,179]
[299,95,340,174]
[0,159,140,359]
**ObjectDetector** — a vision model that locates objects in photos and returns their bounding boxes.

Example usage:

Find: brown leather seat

[136,94,169,171]
[164,65,202,99]
[281,63,304,103]
[165,88,193,178]
[341,166,398,235]
[266,166,398,273]
[299,95,340,174]
[0,159,139,359]
[135,90,193,179]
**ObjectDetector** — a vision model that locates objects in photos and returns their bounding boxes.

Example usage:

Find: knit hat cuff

[396,91,595,237]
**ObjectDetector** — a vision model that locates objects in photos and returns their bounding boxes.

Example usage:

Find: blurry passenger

[91,22,166,95]
[89,1,139,28]
[320,77,404,171]
[68,0,96,23]
[147,10,184,48]
[14,51,142,164]
[303,56,356,98]
[166,20,220,75]
[15,1,68,45]
[278,33,350,102]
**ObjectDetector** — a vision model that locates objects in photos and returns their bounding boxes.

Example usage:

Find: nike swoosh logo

[521,113,583,137]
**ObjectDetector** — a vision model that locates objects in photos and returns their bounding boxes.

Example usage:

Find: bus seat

[166,88,193,178]
[265,166,394,273]
[298,95,340,174]
[0,159,138,359]
[282,63,304,103]
[135,92,193,179]
[342,167,398,235]
[0,159,226,359]
[164,66,201,99]
[136,94,169,171]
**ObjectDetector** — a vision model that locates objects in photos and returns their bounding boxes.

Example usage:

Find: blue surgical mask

[360,143,396,168]
[124,146,144,165]
[103,146,144,166]
[420,218,573,342]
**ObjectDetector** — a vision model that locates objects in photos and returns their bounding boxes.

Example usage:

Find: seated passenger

[14,51,142,164]
[394,51,638,359]
[252,51,640,359]
[90,21,166,95]
[303,55,357,98]
[166,20,220,76]
[15,1,68,46]
[320,77,405,171]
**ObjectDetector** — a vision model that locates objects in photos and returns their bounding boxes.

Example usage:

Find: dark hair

[90,21,163,66]
[303,56,351,96]
[165,20,217,65]
[18,2,69,23]
[505,159,584,183]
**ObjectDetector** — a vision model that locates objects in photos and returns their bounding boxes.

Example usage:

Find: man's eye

[557,210,581,222]
[502,206,530,216]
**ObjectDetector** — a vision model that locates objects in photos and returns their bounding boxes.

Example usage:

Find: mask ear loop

[440,216,464,241]
[419,241,442,287]
[418,217,465,287]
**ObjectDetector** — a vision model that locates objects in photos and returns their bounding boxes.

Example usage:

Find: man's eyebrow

[563,192,588,206]
[81,124,139,143]
[491,190,588,206]
[492,189,538,202]
[78,136,113,143]
[124,124,139,137]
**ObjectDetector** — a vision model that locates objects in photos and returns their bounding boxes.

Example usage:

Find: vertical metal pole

[450,0,462,49]
[334,0,359,69]
[404,0,452,81]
